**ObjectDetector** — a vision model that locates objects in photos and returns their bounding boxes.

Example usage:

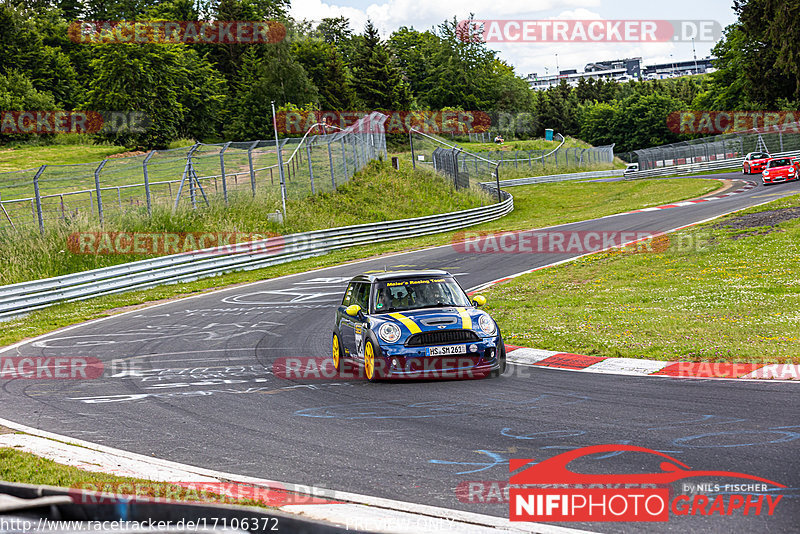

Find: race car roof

[349,270,452,284]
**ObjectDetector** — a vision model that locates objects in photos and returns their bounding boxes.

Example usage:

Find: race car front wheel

[364,340,381,382]
[332,333,344,372]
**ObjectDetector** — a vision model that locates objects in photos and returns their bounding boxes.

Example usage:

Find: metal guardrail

[488,169,624,187]
[625,149,800,179]
[0,191,513,320]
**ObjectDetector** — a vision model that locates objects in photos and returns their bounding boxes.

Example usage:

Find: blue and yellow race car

[332,270,506,381]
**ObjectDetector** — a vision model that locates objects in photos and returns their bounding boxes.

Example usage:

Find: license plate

[428,344,467,356]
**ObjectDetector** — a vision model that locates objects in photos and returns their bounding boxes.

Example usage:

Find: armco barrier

[625,149,800,179]
[0,191,513,320]
[486,169,623,187]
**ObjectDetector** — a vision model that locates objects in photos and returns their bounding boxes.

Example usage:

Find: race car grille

[405,329,480,347]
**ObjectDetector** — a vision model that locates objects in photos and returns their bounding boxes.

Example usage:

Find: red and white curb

[506,346,799,381]
[627,180,756,213]
[0,418,593,534]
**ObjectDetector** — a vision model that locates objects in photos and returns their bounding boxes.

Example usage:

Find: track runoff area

[0,171,798,533]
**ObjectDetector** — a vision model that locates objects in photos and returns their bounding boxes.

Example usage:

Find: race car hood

[765,164,794,172]
[371,307,488,336]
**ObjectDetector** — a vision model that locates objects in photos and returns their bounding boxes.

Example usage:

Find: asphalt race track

[2,172,799,533]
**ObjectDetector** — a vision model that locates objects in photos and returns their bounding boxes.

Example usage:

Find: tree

[85,42,227,147]
[535,80,580,136]
[388,26,440,105]
[0,71,58,143]
[225,45,318,140]
[316,16,352,44]
[579,101,618,147]
[611,93,684,152]
[351,21,412,110]
[736,0,800,99]
[0,5,81,108]
[293,38,359,110]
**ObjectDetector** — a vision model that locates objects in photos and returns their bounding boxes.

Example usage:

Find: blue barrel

[545,128,553,141]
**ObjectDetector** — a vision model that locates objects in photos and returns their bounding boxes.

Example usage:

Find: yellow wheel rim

[364,342,375,380]
[332,335,340,369]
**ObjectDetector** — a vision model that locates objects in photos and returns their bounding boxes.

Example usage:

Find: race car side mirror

[345,304,362,317]
[473,295,486,307]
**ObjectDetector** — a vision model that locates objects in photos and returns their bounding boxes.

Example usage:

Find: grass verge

[0,447,276,510]
[484,193,800,363]
[0,142,129,173]
[0,177,722,348]
[0,161,490,285]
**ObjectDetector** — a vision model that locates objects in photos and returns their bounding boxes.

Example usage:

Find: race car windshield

[373,277,471,313]
[752,153,769,159]
[768,158,792,167]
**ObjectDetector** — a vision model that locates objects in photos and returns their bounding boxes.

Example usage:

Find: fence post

[495,164,501,203]
[0,193,15,230]
[173,145,198,211]
[94,161,106,225]
[219,142,230,204]
[247,140,259,196]
[341,137,348,178]
[143,150,155,215]
[328,139,335,189]
[409,131,416,169]
[452,150,460,189]
[32,166,47,234]
[306,144,315,194]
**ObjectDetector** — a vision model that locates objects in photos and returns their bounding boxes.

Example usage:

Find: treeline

[540,0,800,153]
[0,1,530,148]
[0,0,797,152]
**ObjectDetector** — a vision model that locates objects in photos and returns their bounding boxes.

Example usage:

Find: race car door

[339,281,370,355]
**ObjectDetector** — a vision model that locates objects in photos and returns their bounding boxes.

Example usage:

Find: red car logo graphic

[509,444,786,487]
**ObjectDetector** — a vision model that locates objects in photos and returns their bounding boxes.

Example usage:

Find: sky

[289,0,739,78]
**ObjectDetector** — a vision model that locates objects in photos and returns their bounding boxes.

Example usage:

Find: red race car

[761,157,799,185]
[743,151,771,174]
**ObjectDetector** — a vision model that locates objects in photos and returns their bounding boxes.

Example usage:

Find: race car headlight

[379,323,402,344]
[763,171,769,176]
[478,314,497,336]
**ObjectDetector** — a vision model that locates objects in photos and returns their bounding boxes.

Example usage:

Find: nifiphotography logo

[509,444,785,522]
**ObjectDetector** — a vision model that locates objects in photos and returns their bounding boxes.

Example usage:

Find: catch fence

[0,112,388,233]
[633,122,800,173]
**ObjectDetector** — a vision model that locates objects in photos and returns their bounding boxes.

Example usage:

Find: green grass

[0,161,490,285]
[0,447,276,509]
[0,143,129,173]
[0,177,722,349]
[457,136,591,152]
[483,194,800,363]
[629,167,742,180]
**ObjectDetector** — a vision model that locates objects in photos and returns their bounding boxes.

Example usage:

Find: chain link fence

[409,129,503,203]
[409,129,614,180]
[633,122,800,172]
[0,112,388,233]
[468,145,615,171]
